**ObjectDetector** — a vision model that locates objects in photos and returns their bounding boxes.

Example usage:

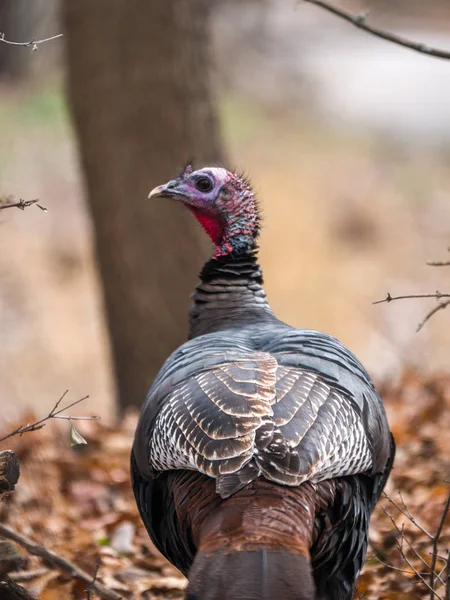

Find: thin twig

[438,562,448,587]
[427,261,450,267]
[389,519,445,599]
[374,292,450,305]
[0,199,40,211]
[382,492,450,597]
[435,556,449,592]
[400,532,446,587]
[430,495,450,598]
[383,492,433,539]
[371,553,428,577]
[86,558,101,600]
[396,540,444,600]
[399,532,439,581]
[373,293,450,331]
[0,524,122,600]
[303,0,450,60]
[0,32,63,51]
[382,507,446,588]
[417,300,450,333]
[0,391,95,443]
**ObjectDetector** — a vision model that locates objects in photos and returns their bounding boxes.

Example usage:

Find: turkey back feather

[132,322,393,600]
[133,326,390,494]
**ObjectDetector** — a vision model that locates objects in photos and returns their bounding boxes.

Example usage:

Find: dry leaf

[1,373,449,600]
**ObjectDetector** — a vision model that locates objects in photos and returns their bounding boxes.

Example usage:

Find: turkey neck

[189,251,276,338]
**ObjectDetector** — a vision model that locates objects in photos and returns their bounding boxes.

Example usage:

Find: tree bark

[0,451,20,495]
[63,0,224,410]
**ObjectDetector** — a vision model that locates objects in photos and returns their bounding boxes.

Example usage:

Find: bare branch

[374,292,450,305]
[303,0,450,60]
[381,491,450,598]
[397,542,444,600]
[0,524,123,600]
[371,553,429,577]
[382,507,446,587]
[383,492,433,539]
[438,562,448,590]
[402,536,437,581]
[417,300,450,333]
[384,512,445,600]
[0,32,63,52]
[373,292,450,331]
[0,391,96,443]
[430,495,450,597]
[0,198,46,211]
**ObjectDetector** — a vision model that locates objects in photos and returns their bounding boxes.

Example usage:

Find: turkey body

[131,168,394,600]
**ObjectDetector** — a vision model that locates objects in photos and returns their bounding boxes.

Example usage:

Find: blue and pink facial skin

[150,165,259,258]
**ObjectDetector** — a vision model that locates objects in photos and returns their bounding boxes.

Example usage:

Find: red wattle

[190,208,224,245]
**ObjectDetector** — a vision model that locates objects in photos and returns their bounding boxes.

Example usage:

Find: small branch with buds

[0,32,63,52]
[373,292,450,305]
[303,0,450,60]
[0,390,98,444]
[373,292,450,333]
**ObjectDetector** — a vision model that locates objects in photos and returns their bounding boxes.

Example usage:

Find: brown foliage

[0,371,448,599]
[358,371,450,600]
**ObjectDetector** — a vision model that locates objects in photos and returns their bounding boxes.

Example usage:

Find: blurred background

[1,0,450,421]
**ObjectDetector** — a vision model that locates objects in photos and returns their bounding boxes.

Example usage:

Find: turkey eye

[195,177,213,192]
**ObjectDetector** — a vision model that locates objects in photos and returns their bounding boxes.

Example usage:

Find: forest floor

[0,370,449,600]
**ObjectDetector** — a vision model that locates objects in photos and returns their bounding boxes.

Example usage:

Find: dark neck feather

[189,251,275,339]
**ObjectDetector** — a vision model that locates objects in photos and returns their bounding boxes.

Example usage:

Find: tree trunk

[63,0,224,411]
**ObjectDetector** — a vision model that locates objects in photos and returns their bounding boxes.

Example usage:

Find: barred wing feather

[142,345,375,498]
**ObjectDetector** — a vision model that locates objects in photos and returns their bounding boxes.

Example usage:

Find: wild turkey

[131,165,395,600]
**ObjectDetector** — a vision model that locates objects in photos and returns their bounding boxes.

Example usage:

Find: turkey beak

[148,184,167,199]
[148,181,183,200]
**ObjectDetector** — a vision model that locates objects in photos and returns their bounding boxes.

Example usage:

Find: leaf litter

[0,370,448,599]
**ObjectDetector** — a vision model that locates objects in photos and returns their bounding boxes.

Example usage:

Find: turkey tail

[175,476,318,600]
[187,549,314,600]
